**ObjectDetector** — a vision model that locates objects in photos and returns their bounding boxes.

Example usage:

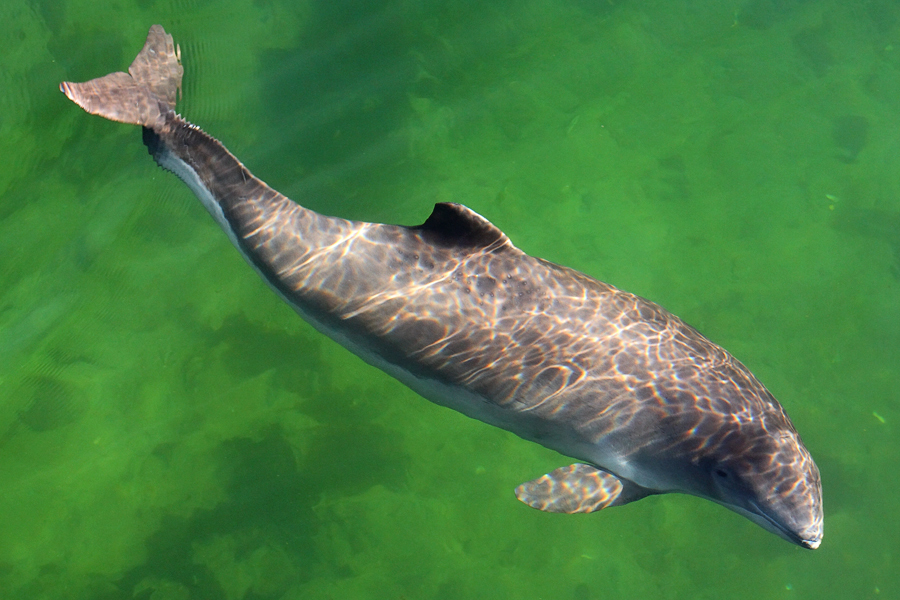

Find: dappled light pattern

[515,463,624,513]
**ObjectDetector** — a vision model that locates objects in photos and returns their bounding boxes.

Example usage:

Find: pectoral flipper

[515,464,626,514]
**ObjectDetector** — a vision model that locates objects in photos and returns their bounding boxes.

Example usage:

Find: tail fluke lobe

[60,25,182,128]
[60,23,298,268]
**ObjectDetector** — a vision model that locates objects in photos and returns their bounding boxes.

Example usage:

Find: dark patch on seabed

[114,416,407,599]
[19,374,84,431]
[831,115,869,164]
[115,430,309,599]
[833,205,900,279]
[193,313,327,397]
[792,24,834,77]
[650,154,692,203]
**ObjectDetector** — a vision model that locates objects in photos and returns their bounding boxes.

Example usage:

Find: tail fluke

[60,25,182,128]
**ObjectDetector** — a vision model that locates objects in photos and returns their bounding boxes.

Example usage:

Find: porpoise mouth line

[748,500,819,550]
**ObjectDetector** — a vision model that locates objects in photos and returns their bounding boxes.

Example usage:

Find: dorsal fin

[412,203,515,252]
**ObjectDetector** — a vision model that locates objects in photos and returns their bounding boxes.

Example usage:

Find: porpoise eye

[714,468,730,479]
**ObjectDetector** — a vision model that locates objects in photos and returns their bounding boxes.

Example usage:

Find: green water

[1,0,898,598]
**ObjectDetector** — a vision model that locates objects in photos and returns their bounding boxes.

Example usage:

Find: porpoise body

[61,25,823,548]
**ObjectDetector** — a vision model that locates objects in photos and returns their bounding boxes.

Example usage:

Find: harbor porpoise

[61,25,823,548]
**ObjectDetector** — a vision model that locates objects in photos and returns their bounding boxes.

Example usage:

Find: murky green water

[1,0,898,598]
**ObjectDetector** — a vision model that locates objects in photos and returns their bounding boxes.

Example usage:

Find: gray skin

[60,25,823,549]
